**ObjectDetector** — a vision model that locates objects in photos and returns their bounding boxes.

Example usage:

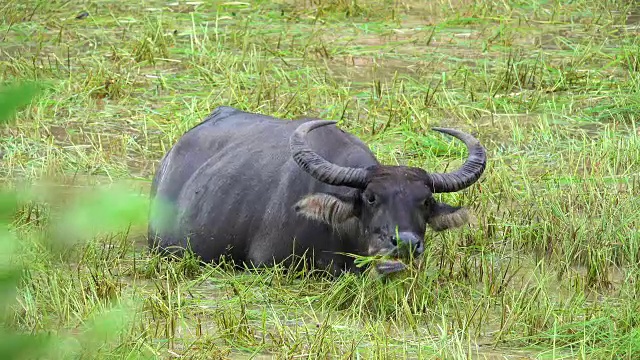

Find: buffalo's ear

[427,202,472,231]
[294,193,357,226]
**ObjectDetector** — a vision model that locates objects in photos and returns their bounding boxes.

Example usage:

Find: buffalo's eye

[365,193,377,205]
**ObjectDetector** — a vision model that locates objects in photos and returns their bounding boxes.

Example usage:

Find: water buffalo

[148,106,486,275]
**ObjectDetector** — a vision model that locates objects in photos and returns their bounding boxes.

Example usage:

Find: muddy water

[623,6,640,26]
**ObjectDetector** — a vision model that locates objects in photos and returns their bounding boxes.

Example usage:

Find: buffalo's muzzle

[395,231,424,257]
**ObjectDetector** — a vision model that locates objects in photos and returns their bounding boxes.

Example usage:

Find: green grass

[2,0,640,358]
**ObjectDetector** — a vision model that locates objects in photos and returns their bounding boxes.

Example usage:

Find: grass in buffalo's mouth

[2,0,640,358]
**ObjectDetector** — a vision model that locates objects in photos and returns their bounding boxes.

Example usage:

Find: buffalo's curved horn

[427,128,487,193]
[290,120,369,188]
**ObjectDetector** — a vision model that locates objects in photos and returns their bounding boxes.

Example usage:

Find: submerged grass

[2,0,640,358]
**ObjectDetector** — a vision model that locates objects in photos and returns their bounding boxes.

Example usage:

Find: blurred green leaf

[80,302,136,349]
[0,80,147,359]
[53,185,149,244]
[0,82,40,124]
[0,270,21,309]
[0,329,51,359]
[0,190,19,224]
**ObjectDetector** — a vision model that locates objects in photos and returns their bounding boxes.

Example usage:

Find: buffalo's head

[290,120,486,274]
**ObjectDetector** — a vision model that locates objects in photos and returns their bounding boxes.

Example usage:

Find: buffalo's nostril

[396,232,423,255]
[415,242,425,255]
[396,232,420,246]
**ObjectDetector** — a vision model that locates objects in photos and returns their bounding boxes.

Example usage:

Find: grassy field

[2,0,640,358]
